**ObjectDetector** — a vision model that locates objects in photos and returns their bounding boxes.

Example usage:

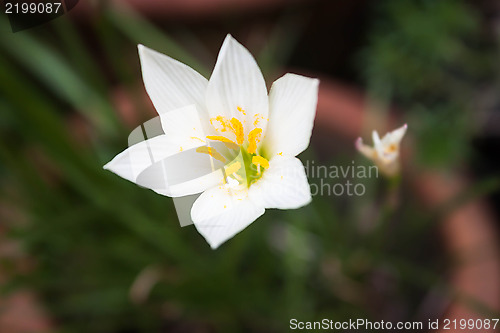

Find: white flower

[104,35,319,249]
[355,124,407,177]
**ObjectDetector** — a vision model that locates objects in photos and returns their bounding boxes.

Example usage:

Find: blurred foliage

[361,0,497,166]
[0,1,498,332]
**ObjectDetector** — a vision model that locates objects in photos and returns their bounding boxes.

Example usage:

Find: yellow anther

[210,116,245,145]
[252,155,269,169]
[224,161,241,176]
[237,106,246,115]
[386,144,397,153]
[206,135,236,144]
[210,116,232,132]
[224,142,239,150]
[230,118,244,145]
[206,135,239,150]
[247,127,262,154]
[196,146,226,163]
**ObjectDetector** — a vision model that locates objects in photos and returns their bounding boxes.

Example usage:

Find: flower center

[197,108,269,188]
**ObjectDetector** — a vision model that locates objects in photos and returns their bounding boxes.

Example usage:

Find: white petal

[355,137,376,160]
[191,182,248,224]
[103,134,178,184]
[159,104,211,147]
[372,130,385,157]
[191,185,265,249]
[249,156,312,209]
[372,130,381,146]
[134,140,231,197]
[205,35,269,136]
[137,157,225,198]
[265,73,319,157]
[382,123,407,145]
[138,44,208,117]
[104,106,228,196]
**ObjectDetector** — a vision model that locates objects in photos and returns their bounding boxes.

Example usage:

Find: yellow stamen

[196,146,226,163]
[252,155,269,169]
[225,142,239,150]
[210,116,245,145]
[230,118,244,145]
[224,161,242,176]
[206,135,236,144]
[386,144,397,153]
[210,116,232,133]
[247,128,262,154]
[206,135,239,150]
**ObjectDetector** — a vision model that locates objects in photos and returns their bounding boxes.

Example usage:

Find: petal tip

[137,44,149,61]
[221,33,236,47]
[355,137,362,149]
[137,44,146,54]
[137,44,157,59]
[209,242,220,250]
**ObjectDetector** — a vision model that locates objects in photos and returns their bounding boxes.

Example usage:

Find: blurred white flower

[355,124,407,177]
[104,34,319,249]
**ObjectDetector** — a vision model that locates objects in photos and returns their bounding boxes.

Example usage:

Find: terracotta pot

[314,76,500,332]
